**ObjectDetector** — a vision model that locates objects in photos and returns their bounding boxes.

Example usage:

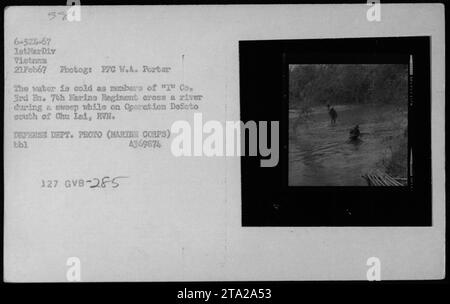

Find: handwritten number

[90,178,100,188]
[89,176,128,188]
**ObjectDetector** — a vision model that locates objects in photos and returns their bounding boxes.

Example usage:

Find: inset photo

[288,63,409,186]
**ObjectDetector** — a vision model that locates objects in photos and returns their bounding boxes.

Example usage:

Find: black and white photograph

[241,35,433,227]
[288,63,409,186]
[1,1,446,295]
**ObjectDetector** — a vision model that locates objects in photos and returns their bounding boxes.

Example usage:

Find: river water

[288,104,407,186]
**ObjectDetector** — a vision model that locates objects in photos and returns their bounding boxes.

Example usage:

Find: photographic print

[288,64,409,186]
[241,35,431,226]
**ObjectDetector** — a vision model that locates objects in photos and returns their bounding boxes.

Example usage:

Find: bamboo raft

[362,170,405,186]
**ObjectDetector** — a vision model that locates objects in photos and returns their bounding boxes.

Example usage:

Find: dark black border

[240,37,431,227]
[1,0,448,297]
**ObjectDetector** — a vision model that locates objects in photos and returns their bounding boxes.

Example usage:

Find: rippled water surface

[289,104,407,186]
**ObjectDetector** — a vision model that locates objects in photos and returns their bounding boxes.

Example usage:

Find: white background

[4,4,445,281]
